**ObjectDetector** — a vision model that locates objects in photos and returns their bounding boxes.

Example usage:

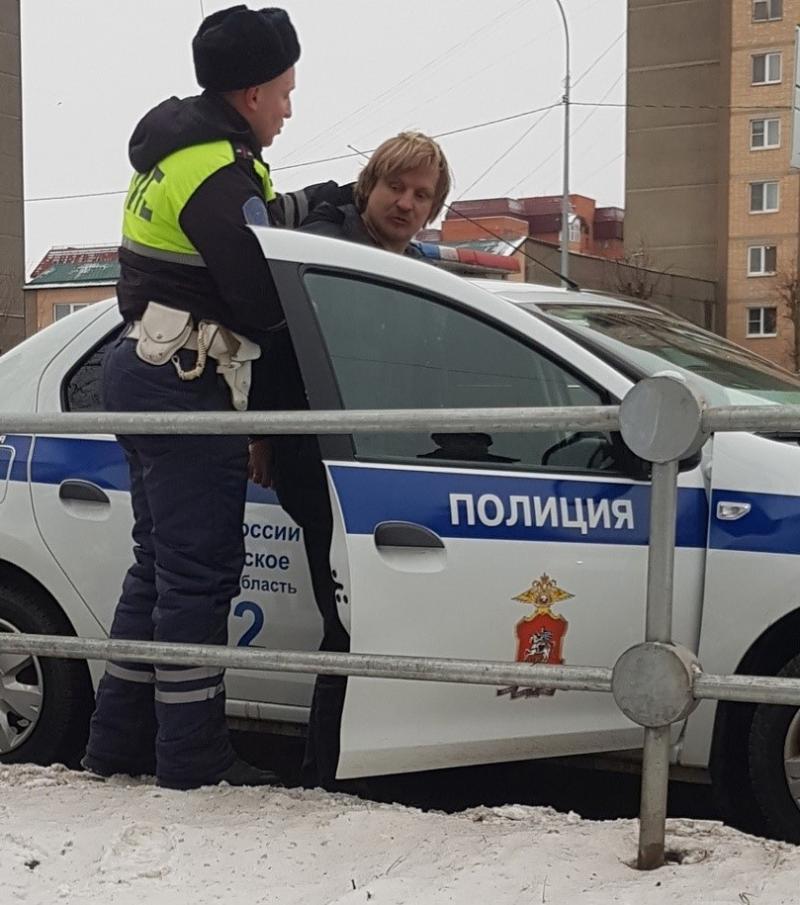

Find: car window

[537,304,800,405]
[63,328,123,412]
[304,272,615,472]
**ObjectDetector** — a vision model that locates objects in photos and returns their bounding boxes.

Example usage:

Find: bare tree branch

[775,270,800,373]
[609,238,669,302]
[0,271,25,355]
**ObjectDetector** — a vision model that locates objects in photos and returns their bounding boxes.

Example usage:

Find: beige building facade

[627,0,800,369]
[0,0,25,353]
[24,284,116,334]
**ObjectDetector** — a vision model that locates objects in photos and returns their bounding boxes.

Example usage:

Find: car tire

[747,652,800,843]
[710,700,769,838]
[0,578,93,768]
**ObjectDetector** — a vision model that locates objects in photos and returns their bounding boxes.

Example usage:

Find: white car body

[2,229,800,823]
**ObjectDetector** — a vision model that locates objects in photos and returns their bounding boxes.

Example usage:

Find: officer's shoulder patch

[233,143,255,160]
[243,195,270,227]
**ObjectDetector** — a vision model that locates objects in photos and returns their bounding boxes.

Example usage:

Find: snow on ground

[2,764,798,905]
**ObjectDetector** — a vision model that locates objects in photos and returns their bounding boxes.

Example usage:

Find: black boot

[80,753,156,779]
[157,758,281,790]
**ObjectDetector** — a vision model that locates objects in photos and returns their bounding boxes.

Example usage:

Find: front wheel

[747,652,800,842]
[0,579,93,768]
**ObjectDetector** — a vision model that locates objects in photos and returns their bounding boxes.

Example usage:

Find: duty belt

[127,302,261,411]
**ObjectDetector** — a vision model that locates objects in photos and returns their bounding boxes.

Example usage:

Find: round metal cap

[619,372,708,464]
[612,642,700,728]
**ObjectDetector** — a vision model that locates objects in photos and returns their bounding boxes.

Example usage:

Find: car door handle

[374,521,444,549]
[716,500,751,521]
[58,480,110,505]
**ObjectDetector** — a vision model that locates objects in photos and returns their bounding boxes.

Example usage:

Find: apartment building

[627,0,800,368]
[0,0,25,353]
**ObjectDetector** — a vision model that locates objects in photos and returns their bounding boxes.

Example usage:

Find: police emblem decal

[497,574,575,700]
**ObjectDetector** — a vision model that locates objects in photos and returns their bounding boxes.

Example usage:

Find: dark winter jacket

[117,92,350,344]
[300,202,424,258]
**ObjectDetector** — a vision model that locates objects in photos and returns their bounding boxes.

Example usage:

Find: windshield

[531,303,800,405]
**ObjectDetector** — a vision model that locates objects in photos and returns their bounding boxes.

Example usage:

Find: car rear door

[271,258,709,779]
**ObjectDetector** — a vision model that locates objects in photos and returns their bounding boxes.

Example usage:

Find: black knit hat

[193,5,300,91]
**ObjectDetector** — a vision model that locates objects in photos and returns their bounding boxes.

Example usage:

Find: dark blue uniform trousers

[84,336,248,788]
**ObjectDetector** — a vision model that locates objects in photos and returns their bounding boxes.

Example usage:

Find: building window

[747,306,778,337]
[751,117,781,149]
[752,52,782,84]
[750,181,779,212]
[753,0,783,21]
[53,303,89,321]
[748,245,778,275]
[560,214,582,245]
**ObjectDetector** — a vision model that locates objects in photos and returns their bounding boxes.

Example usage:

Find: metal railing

[4,375,800,870]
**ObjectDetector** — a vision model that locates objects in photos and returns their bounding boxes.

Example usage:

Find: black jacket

[300,202,424,258]
[117,92,350,344]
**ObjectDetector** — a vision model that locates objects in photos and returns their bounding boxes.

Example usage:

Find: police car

[2,229,800,840]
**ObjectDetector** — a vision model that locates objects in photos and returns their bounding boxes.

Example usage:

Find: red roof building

[436,194,624,261]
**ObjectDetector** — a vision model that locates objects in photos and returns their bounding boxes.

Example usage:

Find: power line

[456,28,626,199]
[274,0,531,166]
[26,188,129,203]
[432,103,561,140]
[505,71,625,195]
[456,107,557,200]
[277,102,563,173]
[574,101,793,111]
[25,99,795,204]
[578,150,624,184]
[25,103,564,202]
[360,0,612,146]
[347,0,616,150]
[571,31,625,89]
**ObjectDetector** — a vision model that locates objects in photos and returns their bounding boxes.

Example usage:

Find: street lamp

[553,0,571,286]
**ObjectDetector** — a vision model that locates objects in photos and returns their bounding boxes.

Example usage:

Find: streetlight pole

[553,0,571,286]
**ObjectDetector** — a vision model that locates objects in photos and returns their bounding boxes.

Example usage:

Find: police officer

[249,132,453,789]
[82,6,348,790]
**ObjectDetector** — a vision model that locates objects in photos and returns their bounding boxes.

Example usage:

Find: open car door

[263,233,709,780]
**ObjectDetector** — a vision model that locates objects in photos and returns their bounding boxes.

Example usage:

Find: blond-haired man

[302,131,451,250]
[249,132,452,789]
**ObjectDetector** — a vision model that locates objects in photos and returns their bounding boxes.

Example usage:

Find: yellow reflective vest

[122,140,276,267]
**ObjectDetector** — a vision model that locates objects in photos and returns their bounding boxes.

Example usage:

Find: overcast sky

[20,0,627,274]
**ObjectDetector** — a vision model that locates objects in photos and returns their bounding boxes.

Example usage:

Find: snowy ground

[2,764,798,905]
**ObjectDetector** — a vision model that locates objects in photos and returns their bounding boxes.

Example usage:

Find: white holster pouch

[129,302,261,411]
[200,322,261,412]
[133,302,193,366]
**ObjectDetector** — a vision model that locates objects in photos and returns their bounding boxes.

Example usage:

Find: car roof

[250,229,657,316]
[465,278,652,311]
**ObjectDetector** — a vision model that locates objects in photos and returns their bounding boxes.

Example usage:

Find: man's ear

[243,85,259,112]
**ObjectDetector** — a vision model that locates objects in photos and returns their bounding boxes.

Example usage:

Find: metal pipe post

[644,460,679,643]
[0,405,619,437]
[637,458,680,870]
[0,633,614,692]
[695,673,800,706]
[553,0,571,285]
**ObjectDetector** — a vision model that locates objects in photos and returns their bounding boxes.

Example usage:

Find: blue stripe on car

[328,464,709,548]
[6,434,280,505]
[709,489,800,556]
[11,434,800,555]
